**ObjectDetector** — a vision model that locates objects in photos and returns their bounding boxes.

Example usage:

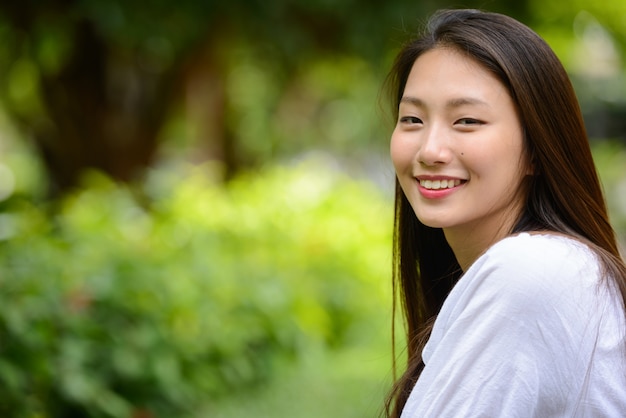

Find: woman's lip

[416,175,466,181]
[416,177,466,189]
[416,178,465,199]
[418,179,462,190]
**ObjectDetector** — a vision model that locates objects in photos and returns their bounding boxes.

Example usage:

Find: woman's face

[390,47,531,246]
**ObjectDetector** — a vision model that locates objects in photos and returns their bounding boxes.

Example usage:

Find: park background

[0,0,625,417]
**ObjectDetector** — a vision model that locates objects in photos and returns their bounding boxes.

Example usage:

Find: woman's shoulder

[456,232,603,313]
[491,231,593,255]
[477,232,599,279]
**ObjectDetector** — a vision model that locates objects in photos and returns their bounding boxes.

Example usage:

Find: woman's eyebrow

[445,97,489,108]
[399,96,425,107]
[400,96,489,109]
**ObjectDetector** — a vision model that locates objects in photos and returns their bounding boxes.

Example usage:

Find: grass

[210,342,394,418]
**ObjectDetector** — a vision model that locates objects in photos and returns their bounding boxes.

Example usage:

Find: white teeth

[420,179,461,190]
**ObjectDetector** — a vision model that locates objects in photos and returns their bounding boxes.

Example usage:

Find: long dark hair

[384,9,626,417]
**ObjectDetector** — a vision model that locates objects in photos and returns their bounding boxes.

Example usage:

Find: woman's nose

[417,126,451,166]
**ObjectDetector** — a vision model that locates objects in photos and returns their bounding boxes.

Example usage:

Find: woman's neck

[443,206,523,272]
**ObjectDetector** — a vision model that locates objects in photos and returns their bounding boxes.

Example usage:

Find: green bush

[0,158,392,417]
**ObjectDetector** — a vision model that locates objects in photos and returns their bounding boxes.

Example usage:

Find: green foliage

[0,158,392,417]
[221,48,390,167]
[591,141,626,244]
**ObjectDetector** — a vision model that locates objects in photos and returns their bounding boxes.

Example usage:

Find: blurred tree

[528,0,626,142]
[0,0,532,196]
[0,0,220,195]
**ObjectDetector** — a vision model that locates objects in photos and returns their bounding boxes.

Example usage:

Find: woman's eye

[455,118,483,126]
[399,116,423,124]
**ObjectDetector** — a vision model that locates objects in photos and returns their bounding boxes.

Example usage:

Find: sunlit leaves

[0,157,392,416]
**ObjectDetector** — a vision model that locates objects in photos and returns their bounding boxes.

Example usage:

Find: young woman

[385,9,626,417]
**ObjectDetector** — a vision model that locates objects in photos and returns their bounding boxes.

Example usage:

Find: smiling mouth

[419,179,463,190]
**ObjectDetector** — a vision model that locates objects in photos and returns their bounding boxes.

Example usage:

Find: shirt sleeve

[400,235,606,418]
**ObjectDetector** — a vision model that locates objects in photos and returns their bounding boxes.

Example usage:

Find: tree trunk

[33,19,175,195]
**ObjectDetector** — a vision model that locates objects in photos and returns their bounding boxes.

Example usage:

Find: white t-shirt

[401,233,626,417]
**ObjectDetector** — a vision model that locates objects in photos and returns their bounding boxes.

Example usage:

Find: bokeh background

[0,0,625,417]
